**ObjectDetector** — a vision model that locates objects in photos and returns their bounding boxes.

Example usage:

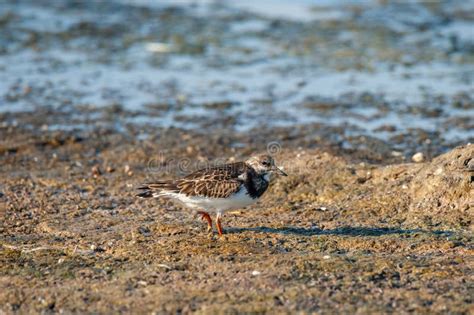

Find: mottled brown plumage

[138,162,258,199]
[177,162,248,198]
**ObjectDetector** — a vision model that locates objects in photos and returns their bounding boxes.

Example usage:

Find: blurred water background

[1,0,473,153]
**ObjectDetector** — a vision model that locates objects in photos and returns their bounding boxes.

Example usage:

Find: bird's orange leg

[197,211,213,232]
[216,213,224,236]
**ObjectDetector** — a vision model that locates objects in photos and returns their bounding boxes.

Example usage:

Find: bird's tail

[136,182,178,198]
[136,189,155,198]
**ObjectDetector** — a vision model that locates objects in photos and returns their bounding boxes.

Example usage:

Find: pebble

[251,270,261,276]
[91,165,102,177]
[124,165,133,176]
[145,42,173,53]
[412,152,425,163]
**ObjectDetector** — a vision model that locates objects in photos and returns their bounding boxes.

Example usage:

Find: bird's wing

[176,162,247,198]
[137,162,248,199]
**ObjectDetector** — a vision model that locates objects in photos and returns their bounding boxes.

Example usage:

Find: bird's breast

[170,186,257,212]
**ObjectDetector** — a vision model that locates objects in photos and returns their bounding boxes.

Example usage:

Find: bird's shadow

[227,226,454,237]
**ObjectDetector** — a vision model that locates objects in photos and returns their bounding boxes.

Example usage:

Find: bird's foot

[197,211,213,232]
[216,214,224,236]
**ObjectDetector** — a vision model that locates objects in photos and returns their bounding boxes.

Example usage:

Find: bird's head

[246,154,287,178]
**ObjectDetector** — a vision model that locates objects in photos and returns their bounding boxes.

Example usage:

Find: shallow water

[1,0,473,148]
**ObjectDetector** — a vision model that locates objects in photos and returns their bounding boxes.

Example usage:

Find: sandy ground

[1,126,472,314]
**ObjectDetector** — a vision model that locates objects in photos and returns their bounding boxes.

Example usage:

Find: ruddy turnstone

[137,154,287,236]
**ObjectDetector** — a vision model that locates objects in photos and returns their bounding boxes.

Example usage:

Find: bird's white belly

[169,188,257,212]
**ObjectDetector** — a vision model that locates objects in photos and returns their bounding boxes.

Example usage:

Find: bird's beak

[273,166,287,176]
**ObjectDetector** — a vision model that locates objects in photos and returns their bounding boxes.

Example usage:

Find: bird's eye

[262,161,269,166]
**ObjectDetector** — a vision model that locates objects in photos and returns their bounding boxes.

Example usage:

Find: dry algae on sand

[0,129,473,313]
